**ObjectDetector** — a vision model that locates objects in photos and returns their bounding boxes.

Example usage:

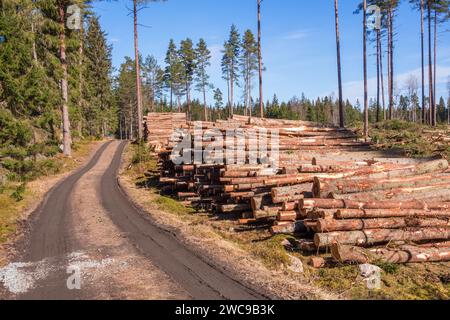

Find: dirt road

[0,141,266,300]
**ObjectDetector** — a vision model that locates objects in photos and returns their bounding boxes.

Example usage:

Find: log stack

[270,159,450,265]
[157,115,369,221]
[154,114,450,265]
[145,113,187,150]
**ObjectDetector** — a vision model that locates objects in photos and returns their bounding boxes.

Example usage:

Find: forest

[0,0,450,197]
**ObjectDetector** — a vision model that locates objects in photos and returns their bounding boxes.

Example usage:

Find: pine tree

[240,30,258,118]
[142,55,164,113]
[214,88,223,110]
[222,25,241,116]
[179,38,196,118]
[194,39,212,121]
[334,0,345,127]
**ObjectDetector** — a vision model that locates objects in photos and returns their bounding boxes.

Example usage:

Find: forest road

[0,141,267,300]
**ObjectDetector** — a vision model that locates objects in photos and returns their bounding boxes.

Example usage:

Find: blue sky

[92,0,450,105]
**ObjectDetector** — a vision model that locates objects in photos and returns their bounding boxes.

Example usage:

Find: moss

[155,196,195,216]
[249,235,291,269]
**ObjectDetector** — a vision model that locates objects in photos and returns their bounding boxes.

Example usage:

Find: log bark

[313,173,450,198]
[270,221,307,235]
[335,208,450,219]
[332,243,450,264]
[314,227,449,248]
[315,217,449,232]
[301,198,450,211]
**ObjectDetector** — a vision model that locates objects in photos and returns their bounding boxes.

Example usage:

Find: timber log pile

[154,115,450,265]
[145,113,187,150]
[157,115,369,220]
[272,158,450,265]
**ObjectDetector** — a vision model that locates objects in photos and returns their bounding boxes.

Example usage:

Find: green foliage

[131,143,152,165]
[11,183,26,202]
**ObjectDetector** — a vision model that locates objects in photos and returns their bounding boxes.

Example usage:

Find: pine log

[315,217,449,232]
[332,242,450,264]
[314,227,450,248]
[277,210,303,221]
[219,203,251,213]
[335,208,450,219]
[270,221,307,235]
[300,198,450,211]
[313,173,450,198]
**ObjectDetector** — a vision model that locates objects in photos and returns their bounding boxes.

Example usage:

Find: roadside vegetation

[0,120,99,264]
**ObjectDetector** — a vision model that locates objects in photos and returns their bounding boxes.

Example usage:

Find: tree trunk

[428,0,434,126]
[78,13,84,138]
[314,217,448,233]
[380,34,386,120]
[335,208,450,219]
[230,65,234,117]
[170,86,173,112]
[203,85,208,121]
[133,0,143,140]
[258,0,264,118]
[433,9,437,125]
[388,9,394,120]
[334,0,344,128]
[186,82,191,119]
[376,29,381,123]
[332,243,450,264]
[59,4,72,157]
[314,227,449,248]
[31,13,38,63]
[363,0,369,140]
[421,0,426,124]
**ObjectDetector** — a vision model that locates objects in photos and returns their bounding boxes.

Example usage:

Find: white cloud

[324,65,450,104]
[283,30,311,40]
[109,37,120,43]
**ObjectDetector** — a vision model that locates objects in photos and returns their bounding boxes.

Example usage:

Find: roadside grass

[247,235,291,269]
[309,261,449,300]
[0,139,100,265]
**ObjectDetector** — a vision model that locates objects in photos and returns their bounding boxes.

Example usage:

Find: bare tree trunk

[203,85,208,121]
[433,9,437,125]
[421,0,426,124]
[230,66,234,117]
[170,86,173,112]
[428,0,435,126]
[133,0,143,140]
[388,9,394,120]
[59,4,72,156]
[334,0,344,128]
[363,0,369,140]
[186,82,191,119]
[380,35,386,121]
[376,29,381,123]
[258,0,264,118]
[78,13,84,138]
[31,12,38,63]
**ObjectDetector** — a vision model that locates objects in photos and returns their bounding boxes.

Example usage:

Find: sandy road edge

[117,144,339,300]
[0,140,110,266]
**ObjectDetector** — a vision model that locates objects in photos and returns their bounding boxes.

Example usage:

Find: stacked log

[156,116,368,221]
[270,159,450,265]
[145,113,187,149]
[154,114,450,265]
